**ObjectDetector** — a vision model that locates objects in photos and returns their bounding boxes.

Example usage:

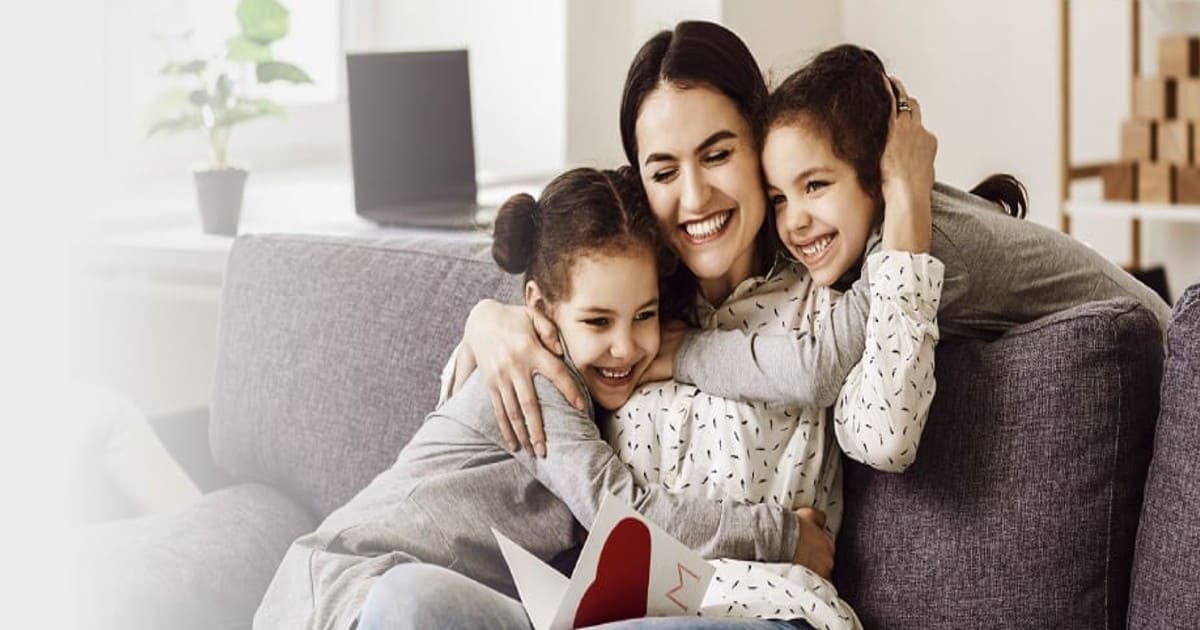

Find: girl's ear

[525,280,549,315]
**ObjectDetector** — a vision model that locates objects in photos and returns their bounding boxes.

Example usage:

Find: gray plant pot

[193,168,248,236]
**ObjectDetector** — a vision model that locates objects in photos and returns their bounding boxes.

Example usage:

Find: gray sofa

[78,232,1200,630]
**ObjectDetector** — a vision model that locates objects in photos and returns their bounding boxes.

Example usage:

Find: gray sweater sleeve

[673,256,873,408]
[471,374,799,563]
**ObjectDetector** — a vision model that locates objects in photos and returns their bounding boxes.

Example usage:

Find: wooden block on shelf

[1180,78,1200,120]
[1133,76,1178,119]
[1138,161,1176,203]
[1178,164,1200,203]
[1158,120,1194,164]
[1160,34,1200,77]
[1102,162,1137,201]
[1122,119,1158,161]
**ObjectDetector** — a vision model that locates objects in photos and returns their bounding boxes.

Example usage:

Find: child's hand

[792,507,835,580]
[880,74,935,253]
[639,320,688,384]
[463,299,583,458]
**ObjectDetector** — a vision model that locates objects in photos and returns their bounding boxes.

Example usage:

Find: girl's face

[634,84,765,303]
[762,122,878,288]
[535,248,661,411]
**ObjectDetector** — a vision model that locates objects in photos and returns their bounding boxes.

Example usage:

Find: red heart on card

[573,517,651,628]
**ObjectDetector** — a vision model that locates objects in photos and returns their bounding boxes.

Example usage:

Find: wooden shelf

[1065,199,1200,223]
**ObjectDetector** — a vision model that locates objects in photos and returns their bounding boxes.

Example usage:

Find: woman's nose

[679,168,711,214]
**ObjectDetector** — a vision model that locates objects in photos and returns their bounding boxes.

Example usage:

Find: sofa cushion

[833,298,1163,630]
[76,482,315,630]
[210,233,521,519]
[1128,283,1200,629]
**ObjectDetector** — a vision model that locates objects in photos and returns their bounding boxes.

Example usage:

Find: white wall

[373,0,568,178]
[843,0,1199,298]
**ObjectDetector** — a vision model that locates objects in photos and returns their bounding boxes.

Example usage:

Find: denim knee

[357,563,456,630]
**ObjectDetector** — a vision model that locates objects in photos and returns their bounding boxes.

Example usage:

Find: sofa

[77,232,1200,629]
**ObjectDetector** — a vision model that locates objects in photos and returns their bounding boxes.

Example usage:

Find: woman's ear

[525,280,549,315]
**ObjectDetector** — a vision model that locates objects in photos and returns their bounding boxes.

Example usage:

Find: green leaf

[226,34,273,62]
[146,113,204,138]
[145,88,193,124]
[160,59,207,76]
[188,89,211,106]
[237,0,289,45]
[256,60,313,84]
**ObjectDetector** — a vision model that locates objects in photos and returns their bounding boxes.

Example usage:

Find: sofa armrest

[77,482,317,630]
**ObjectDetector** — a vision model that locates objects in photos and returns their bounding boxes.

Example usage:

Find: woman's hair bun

[492,192,539,273]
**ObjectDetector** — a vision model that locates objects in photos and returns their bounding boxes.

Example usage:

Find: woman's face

[762,121,878,288]
[634,83,766,303]
[538,248,661,411]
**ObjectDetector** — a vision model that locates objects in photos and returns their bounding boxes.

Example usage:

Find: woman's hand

[462,299,585,457]
[879,75,936,254]
[639,320,688,384]
[792,507,835,580]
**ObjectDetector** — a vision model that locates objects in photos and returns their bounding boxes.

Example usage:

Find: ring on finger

[897,100,914,114]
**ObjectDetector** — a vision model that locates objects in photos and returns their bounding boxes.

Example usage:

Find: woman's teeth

[683,211,732,240]
[800,234,834,257]
[598,366,633,380]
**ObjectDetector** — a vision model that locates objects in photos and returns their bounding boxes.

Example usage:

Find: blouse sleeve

[833,251,944,472]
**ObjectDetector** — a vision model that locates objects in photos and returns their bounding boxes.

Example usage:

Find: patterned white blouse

[603,250,945,629]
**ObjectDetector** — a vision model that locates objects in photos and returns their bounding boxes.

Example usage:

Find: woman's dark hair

[766,43,1028,219]
[492,167,688,319]
[618,21,779,301]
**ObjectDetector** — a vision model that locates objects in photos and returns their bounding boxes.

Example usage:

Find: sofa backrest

[833,298,1164,630]
[210,232,521,519]
[1128,282,1200,628]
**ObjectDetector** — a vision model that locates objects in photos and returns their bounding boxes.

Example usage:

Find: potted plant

[146,0,312,236]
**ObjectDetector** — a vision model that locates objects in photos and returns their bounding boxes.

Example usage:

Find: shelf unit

[1059,0,1200,268]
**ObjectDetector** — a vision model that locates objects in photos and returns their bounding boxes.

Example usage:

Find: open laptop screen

[346,50,477,213]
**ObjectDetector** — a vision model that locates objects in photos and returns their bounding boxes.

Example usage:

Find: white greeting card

[493,494,715,630]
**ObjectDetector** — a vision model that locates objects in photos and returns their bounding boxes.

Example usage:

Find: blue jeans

[357,563,531,629]
[356,563,813,630]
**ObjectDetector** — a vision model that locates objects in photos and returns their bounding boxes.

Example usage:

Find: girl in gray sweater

[253,167,816,630]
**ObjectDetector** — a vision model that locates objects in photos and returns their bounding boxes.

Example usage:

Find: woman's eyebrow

[643,130,737,167]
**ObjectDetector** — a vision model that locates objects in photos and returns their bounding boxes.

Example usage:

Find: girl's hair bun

[492,192,539,273]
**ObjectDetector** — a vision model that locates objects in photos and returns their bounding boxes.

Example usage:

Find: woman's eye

[702,148,732,165]
[634,309,658,322]
[650,168,677,183]
[583,317,609,328]
[768,193,787,208]
[805,180,830,194]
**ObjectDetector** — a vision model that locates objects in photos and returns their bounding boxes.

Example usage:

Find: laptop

[346,50,488,229]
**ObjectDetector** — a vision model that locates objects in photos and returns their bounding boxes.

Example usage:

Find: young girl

[670,44,1172,410]
[252,167,814,630]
